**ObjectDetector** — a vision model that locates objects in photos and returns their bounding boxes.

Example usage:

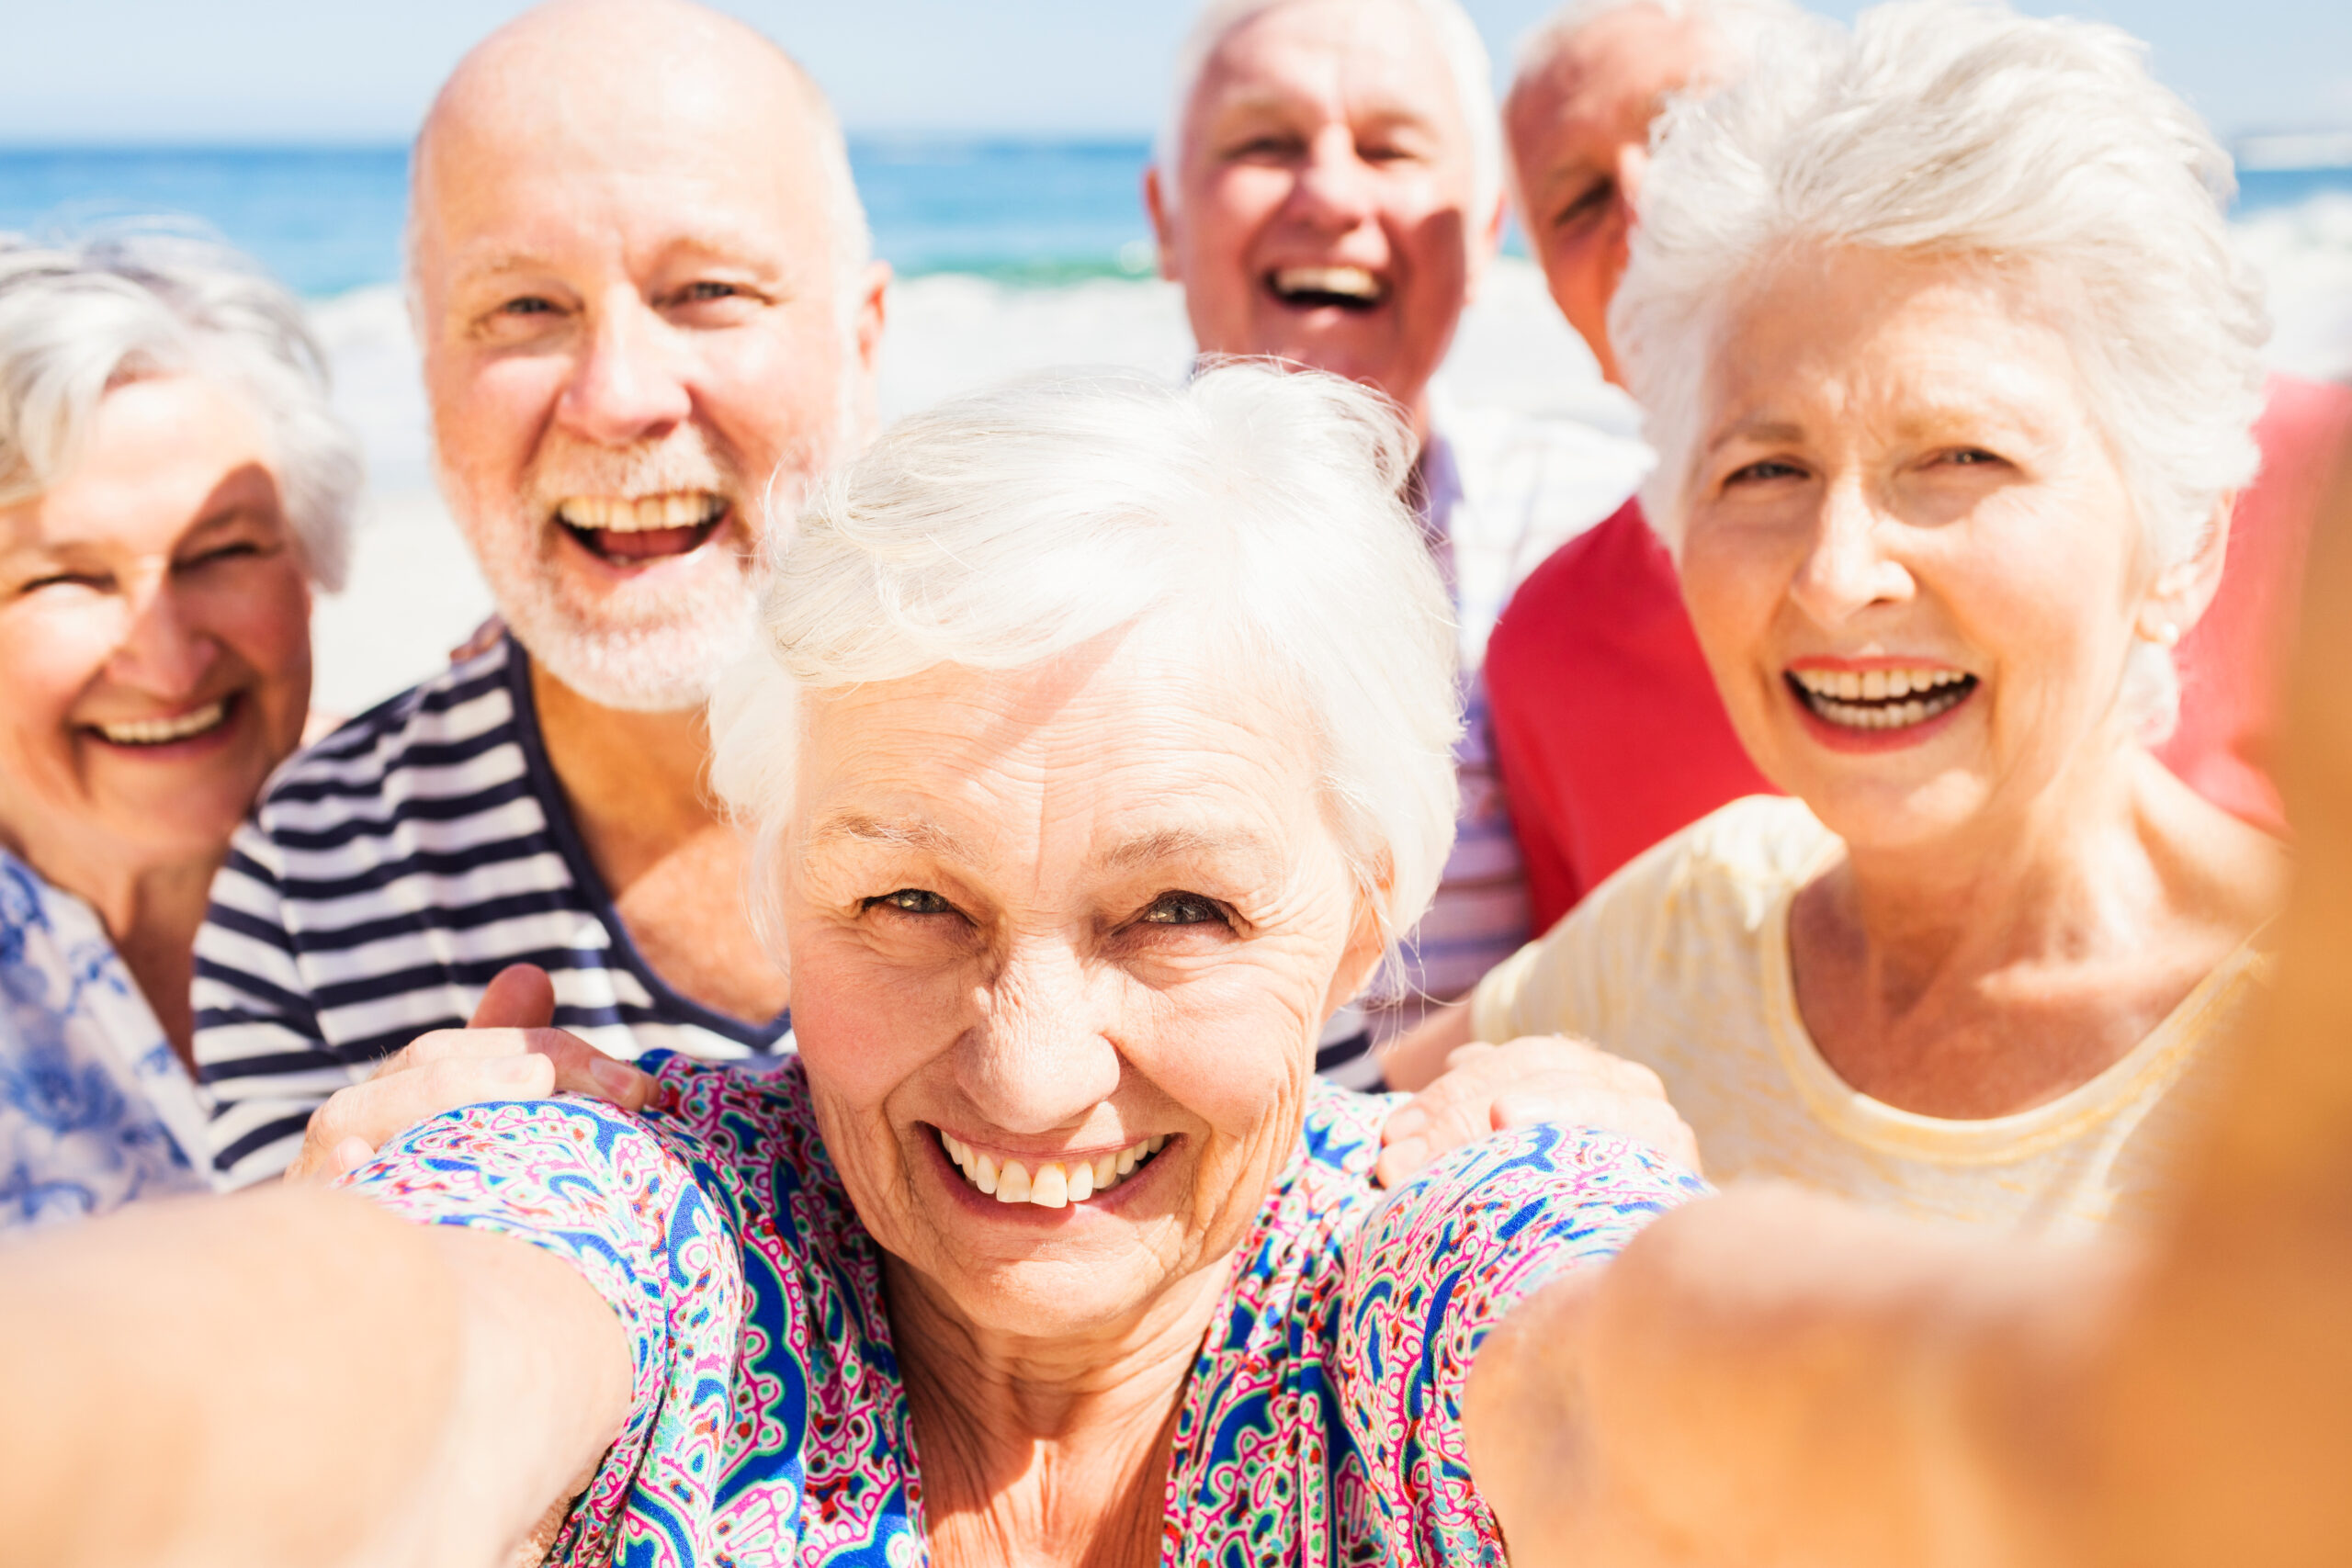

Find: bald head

[407,0,887,714]
[414,0,865,298]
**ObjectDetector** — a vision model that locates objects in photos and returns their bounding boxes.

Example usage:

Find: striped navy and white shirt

[192,637,791,1188]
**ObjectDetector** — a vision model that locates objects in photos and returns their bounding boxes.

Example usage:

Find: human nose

[106,573,219,700]
[1789,478,1914,626]
[554,291,693,446]
[957,941,1125,1136]
[1291,130,1378,231]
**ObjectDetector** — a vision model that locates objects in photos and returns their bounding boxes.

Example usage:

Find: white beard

[443,419,829,714]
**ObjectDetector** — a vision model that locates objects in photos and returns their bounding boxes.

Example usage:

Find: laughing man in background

[191,0,889,1184]
[1146,0,1651,1084]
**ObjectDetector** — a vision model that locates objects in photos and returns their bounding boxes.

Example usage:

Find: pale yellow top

[1470,796,2270,1238]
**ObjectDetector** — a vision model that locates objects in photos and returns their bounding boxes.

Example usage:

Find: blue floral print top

[349,1054,1705,1566]
[1,849,215,1230]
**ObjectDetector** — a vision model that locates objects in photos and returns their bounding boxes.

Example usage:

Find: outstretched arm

[0,1187,629,1568]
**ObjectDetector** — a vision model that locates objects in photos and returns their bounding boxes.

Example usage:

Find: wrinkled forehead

[788,629,1331,874]
[1188,0,1471,147]
[1512,6,1713,144]
[411,45,836,283]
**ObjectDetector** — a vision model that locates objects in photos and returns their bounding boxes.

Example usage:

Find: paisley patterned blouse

[1,849,215,1230]
[349,1055,1703,1566]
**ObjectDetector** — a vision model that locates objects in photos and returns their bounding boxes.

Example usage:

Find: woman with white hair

[0,363,1701,1565]
[0,226,359,1229]
[1389,0,2287,1237]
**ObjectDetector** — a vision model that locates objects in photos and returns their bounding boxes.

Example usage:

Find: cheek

[697,322,842,479]
[430,352,561,485]
[0,609,106,774]
[785,926,958,1104]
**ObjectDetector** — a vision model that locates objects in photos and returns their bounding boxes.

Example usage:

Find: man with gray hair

[1145,0,1650,1081]
[190,0,888,1185]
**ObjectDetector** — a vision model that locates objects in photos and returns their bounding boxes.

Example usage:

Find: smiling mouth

[556,491,729,563]
[939,1128,1169,1209]
[1266,265,1386,312]
[88,697,232,747]
[1788,667,1978,731]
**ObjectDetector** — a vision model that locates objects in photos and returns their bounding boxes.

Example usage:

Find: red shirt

[1487,375,2352,934]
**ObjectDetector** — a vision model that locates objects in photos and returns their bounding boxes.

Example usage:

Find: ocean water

[2,140,2347,712]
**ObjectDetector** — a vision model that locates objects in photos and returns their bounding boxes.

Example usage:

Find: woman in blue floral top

[0,227,357,1228]
[1,367,1704,1567]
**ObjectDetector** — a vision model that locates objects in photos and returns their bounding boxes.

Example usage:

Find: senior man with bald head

[1147,0,1649,1080]
[192,0,888,1184]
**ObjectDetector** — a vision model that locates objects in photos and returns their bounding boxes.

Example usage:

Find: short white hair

[1156,0,1504,220]
[709,362,1463,987]
[1611,0,2268,738]
[0,223,360,591]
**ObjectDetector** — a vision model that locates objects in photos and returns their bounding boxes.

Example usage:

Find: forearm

[0,1188,627,1568]
[1464,1185,2126,1567]
[1378,998,1475,1091]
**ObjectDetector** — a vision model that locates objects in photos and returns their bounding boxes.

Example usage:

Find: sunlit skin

[405,0,888,1024]
[1679,246,2279,1116]
[778,627,1381,1557]
[1504,3,1718,386]
[0,375,312,1057]
[1145,0,1498,441]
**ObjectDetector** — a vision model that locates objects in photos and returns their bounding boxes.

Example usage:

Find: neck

[1831,738,2157,975]
[886,1254,1221,1566]
[529,663,718,860]
[2,825,220,1065]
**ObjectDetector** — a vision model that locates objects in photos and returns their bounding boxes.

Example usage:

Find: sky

[0,0,2345,145]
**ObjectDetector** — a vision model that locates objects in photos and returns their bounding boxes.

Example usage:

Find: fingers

[1376,1034,1699,1188]
[469,964,557,1030]
[286,1022,658,1188]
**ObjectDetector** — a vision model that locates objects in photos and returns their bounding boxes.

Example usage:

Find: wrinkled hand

[1376,1035,1701,1189]
[285,963,656,1185]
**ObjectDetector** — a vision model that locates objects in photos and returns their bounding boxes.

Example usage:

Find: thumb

[469,964,557,1030]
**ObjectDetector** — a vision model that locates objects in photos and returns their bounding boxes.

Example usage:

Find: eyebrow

[1099,825,1285,879]
[1705,419,1808,457]
[806,813,980,863]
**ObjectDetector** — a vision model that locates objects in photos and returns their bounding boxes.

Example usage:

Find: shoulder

[250,641,524,829]
[1596,795,1835,930]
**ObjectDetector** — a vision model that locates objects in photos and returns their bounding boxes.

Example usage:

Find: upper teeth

[95,701,227,745]
[939,1130,1168,1209]
[1790,667,1973,730]
[556,492,726,533]
[1272,265,1382,301]
[1789,667,1969,702]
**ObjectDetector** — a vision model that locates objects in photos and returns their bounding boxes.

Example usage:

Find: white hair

[1155,0,1505,221]
[1611,0,2269,739]
[0,223,360,591]
[708,362,1464,988]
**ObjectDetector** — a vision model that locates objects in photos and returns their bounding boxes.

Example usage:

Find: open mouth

[1788,666,1978,731]
[556,491,729,564]
[86,695,233,748]
[938,1128,1170,1210]
[1266,265,1387,313]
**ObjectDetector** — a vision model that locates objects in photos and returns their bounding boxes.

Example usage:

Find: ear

[2139,494,2235,648]
[1322,885,1393,1024]
[1464,190,1507,304]
[854,259,890,376]
[1143,164,1182,282]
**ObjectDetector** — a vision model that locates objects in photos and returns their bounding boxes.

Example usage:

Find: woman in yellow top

[1388,0,2285,1236]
